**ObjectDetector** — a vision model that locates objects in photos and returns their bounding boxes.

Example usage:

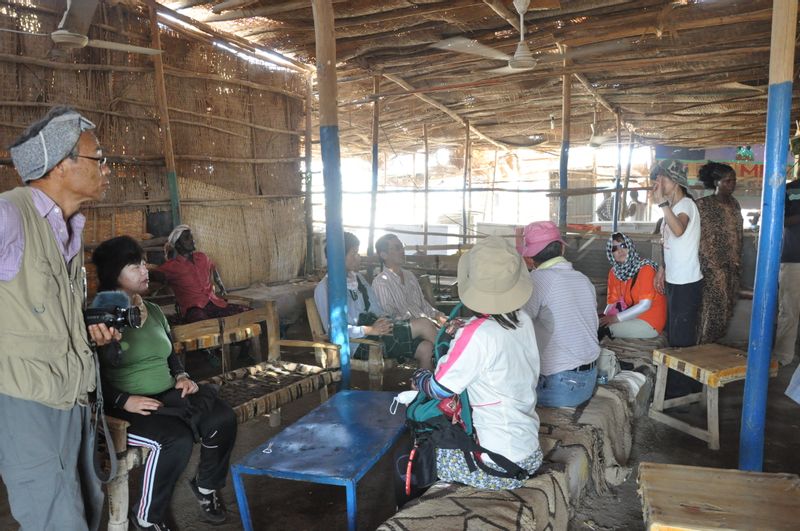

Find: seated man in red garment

[149,225,248,323]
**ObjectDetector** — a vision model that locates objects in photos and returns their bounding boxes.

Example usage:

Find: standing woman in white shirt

[651,159,703,348]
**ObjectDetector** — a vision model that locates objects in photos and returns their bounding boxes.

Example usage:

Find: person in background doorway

[626,189,648,221]
[695,162,743,344]
[600,232,666,339]
[596,190,614,221]
[774,177,800,366]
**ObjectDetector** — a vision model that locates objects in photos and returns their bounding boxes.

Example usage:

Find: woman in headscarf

[696,162,743,343]
[600,232,667,339]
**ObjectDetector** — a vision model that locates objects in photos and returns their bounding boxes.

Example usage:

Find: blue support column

[312,0,350,389]
[739,0,796,471]
[320,126,351,389]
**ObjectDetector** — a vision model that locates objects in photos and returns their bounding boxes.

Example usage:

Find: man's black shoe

[188,477,227,525]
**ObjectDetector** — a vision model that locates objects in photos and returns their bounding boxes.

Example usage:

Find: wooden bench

[649,344,778,450]
[104,299,342,531]
[170,296,267,372]
[305,297,393,390]
[638,462,800,530]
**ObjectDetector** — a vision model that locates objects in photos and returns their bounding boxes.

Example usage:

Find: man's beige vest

[0,187,95,409]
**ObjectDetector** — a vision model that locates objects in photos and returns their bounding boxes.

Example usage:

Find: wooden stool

[638,462,800,530]
[649,344,778,450]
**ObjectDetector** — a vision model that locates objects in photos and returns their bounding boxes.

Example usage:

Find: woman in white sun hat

[411,236,542,489]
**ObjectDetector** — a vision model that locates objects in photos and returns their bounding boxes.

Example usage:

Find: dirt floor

[1,324,798,530]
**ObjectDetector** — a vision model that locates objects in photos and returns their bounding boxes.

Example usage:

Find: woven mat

[377,466,570,531]
[601,335,668,373]
[202,361,341,424]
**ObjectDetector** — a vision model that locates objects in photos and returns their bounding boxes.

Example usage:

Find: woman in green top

[92,236,236,530]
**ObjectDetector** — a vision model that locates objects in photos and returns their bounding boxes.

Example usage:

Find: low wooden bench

[638,462,800,530]
[104,299,343,531]
[170,296,267,372]
[649,343,778,450]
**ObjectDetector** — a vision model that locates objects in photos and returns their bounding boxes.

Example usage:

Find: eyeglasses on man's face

[77,154,108,166]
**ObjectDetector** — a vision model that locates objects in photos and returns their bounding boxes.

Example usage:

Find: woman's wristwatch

[175,371,190,381]
[658,201,670,208]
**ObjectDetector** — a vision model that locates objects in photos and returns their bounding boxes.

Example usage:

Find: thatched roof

[162,0,792,156]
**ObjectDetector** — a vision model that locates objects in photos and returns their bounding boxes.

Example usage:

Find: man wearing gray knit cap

[0,106,120,530]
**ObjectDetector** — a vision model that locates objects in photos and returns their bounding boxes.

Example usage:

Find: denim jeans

[537,366,597,407]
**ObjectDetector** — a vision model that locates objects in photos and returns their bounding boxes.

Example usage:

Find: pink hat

[517,221,566,257]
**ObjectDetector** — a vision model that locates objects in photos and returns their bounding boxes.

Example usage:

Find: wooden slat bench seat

[649,343,778,450]
[305,297,394,390]
[638,462,800,530]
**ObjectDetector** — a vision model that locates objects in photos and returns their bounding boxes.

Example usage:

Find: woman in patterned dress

[696,162,743,343]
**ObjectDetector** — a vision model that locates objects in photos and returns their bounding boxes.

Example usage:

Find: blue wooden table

[230,390,407,531]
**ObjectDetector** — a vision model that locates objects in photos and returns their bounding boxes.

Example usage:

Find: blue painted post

[559,72,570,227]
[312,0,351,389]
[739,0,797,471]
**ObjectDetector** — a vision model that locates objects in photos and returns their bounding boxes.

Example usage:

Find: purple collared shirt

[0,187,86,281]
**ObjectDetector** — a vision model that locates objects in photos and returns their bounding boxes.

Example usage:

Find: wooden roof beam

[383,73,509,151]
[154,3,313,73]
[482,0,521,32]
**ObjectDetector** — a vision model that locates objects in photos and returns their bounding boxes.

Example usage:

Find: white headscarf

[164,224,191,257]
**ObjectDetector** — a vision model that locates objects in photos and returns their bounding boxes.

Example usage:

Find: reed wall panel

[0,0,306,288]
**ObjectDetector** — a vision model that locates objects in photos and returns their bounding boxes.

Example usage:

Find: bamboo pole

[423,123,430,250]
[621,130,635,222]
[559,53,571,228]
[311,0,350,390]
[147,0,180,226]
[304,74,314,276]
[462,120,471,245]
[368,75,380,257]
[611,111,622,232]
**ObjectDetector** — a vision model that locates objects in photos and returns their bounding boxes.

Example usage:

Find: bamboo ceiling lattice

[166,0,794,154]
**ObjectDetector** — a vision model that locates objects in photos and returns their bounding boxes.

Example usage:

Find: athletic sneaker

[188,477,227,524]
[128,508,174,531]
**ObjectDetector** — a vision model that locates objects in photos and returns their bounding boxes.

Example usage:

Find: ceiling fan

[431,0,536,76]
[48,0,162,56]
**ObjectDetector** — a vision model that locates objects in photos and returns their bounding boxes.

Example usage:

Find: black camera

[84,306,142,330]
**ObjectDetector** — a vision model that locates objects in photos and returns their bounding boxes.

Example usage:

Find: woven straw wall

[0,1,306,289]
[179,178,305,287]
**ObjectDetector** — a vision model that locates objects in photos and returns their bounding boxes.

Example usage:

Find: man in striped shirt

[519,222,600,408]
[372,233,448,326]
